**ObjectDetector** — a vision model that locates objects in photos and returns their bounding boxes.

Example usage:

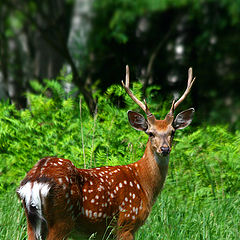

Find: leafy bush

[0,77,240,202]
[168,126,240,200]
[0,79,148,193]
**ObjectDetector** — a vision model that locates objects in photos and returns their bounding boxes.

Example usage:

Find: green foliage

[0,76,240,202]
[0,78,145,193]
[93,0,239,44]
[167,126,240,201]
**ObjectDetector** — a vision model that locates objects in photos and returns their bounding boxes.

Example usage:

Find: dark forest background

[0,0,240,128]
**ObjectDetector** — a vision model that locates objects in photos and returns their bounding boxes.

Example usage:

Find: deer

[17,66,196,240]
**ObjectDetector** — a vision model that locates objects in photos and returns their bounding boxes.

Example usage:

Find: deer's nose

[160,146,170,155]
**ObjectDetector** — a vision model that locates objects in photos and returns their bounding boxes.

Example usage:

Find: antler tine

[173,67,196,111]
[121,65,147,113]
[169,99,176,115]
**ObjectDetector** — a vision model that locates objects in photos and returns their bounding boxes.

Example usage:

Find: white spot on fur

[40,184,50,198]
[89,210,92,218]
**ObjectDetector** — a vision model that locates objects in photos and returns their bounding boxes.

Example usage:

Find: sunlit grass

[1,190,239,240]
[137,193,240,240]
[0,192,27,240]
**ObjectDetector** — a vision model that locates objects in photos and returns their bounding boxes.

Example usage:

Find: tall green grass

[0,192,27,240]
[1,191,239,240]
[137,194,240,240]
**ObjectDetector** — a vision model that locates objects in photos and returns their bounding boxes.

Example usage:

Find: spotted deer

[17,66,196,240]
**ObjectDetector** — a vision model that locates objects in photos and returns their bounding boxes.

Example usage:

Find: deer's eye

[148,132,154,137]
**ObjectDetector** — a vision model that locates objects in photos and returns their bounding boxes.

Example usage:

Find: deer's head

[122,66,195,157]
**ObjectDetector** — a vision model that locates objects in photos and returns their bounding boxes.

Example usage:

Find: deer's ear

[173,108,195,130]
[128,111,148,131]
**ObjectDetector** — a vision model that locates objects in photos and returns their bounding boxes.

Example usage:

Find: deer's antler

[169,67,196,115]
[122,65,155,122]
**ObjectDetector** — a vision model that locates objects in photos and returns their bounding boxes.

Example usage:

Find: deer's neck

[136,140,169,205]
